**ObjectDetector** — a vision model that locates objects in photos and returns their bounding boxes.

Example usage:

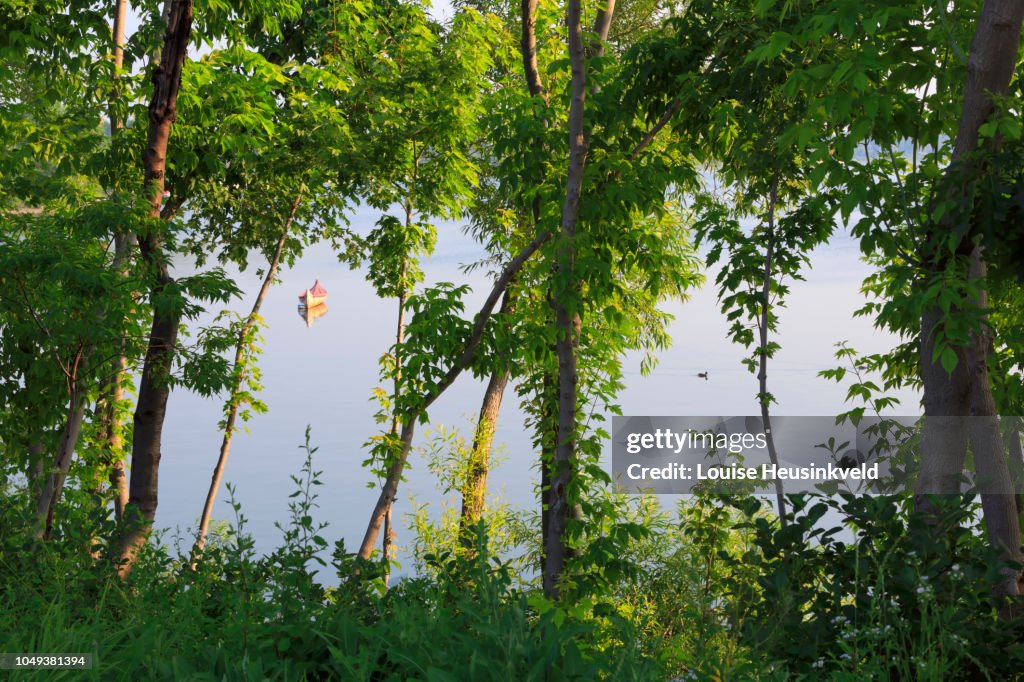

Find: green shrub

[725,494,1024,680]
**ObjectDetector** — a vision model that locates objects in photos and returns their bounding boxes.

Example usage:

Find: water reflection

[298,302,329,328]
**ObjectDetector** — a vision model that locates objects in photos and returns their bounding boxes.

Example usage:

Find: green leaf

[940,347,958,375]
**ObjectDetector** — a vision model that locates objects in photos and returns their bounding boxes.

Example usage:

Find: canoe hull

[299,290,327,308]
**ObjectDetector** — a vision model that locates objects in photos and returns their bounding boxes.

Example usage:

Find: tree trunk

[539,366,555,570]
[22,349,47,494]
[192,193,301,559]
[360,419,417,560]
[914,309,970,505]
[521,0,551,574]
[914,0,1024,603]
[382,506,395,582]
[964,248,1022,599]
[86,0,131,533]
[543,0,591,600]
[98,233,135,521]
[459,370,510,537]
[117,0,194,577]
[111,0,127,79]
[520,0,546,101]
[34,381,88,540]
[758,180,787,526]
[380,192,416,585]
[459,289,516,543]
[107,414,130,519]
[357,232,549,561]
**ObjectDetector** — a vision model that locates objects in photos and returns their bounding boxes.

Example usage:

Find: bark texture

[117,0,194,576]
[520,0,546,101]
[34,383,88,539]
[28,440,45,491]
[913,0,1024,601]
[1008,426,1024,516]
[100,0,133,513]
[965,252,1022,599]
[82,0,131,533]
[459,370,510,532]
[459,289,516,540]
[543,0,592,600]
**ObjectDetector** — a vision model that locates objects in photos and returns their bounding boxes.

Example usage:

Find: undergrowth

[2,431,1022,680]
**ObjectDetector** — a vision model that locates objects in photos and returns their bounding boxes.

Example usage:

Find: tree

[349,3,499,567]
[458,288,516,542]
[498,0,706,597]
[743,0,1024,599]
[0,209,140,539]
[95,0,131,522]
[677,0,842,525]
[192,193,302,560]
[914,0,1024,600]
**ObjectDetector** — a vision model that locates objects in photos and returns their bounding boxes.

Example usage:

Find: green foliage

[365,214,436,299]
[405,423,534,581]
[751,0,1022,378]
[4,429,1024,680]
[396,283,475,410]
[727,494,1024,680]
[3,1,1024,680]
[0,430,663,681]
[0,206,145,483]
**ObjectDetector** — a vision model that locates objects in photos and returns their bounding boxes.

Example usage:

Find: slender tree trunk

[543,0,591,600]
[111,0,127,74]
[34,375,88,540]
[520,0,547,102]
[117,0,195,577]
[913,0,1024,602]
[192,193,301,559]
[459,371,510,535]
[21,343,47,493]
[357,232,550,560]
[539,366,555,570]
[459,289,516,544]
[84,0,131,550]
[97,234,133,521]
[382,198,411,585]
[382,507,394,580]
[538,349,584,571]
[360,419,417,560]
[42,403,88,540]
[521,0,552,574]
[591,1,615,49]
[107,408,130,519]
[758,181,787,527]
[98,0,132,520]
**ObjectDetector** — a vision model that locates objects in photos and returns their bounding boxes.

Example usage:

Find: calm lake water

[156,209,918,574]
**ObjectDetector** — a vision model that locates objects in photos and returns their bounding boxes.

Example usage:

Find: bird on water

[697,371,709,380]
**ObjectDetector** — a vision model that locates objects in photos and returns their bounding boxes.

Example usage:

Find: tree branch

[521,0,547,102]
